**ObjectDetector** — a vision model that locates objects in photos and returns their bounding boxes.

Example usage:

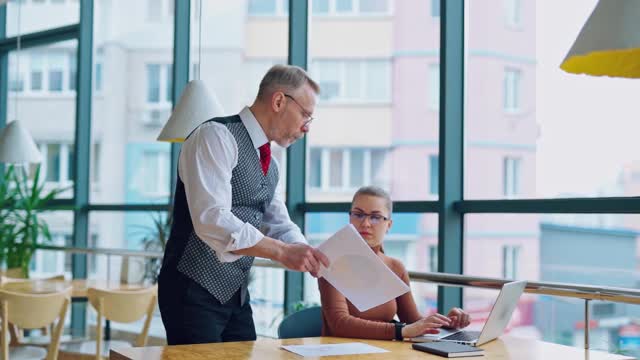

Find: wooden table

[109,336,634,360]
[1,279,145,299]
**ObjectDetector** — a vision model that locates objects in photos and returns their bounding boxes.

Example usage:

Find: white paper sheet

[281,343,389,357]
[317,224,410,312]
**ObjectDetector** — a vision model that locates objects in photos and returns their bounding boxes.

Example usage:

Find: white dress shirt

[178,107,306,263]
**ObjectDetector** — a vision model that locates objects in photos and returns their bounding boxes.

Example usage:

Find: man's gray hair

[257,64,320,100]
[353,186,393,215]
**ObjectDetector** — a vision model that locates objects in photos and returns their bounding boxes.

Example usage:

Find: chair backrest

[0,274,65,286]
[2,268,26,279]
[277,306,322,339]
[87,284,157,348]
[0,286,72,360]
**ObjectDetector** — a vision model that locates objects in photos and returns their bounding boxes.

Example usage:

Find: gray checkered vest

[163,115,278,304]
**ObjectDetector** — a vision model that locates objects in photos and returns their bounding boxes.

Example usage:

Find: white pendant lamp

[0,121,43,164]
[560,0,640,78]
[157,0,223,142]
[156,80,223,142]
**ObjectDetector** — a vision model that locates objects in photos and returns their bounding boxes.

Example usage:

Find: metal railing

[35,244,640,350]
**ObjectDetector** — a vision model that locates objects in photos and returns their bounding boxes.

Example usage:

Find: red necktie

[259,143,271,176]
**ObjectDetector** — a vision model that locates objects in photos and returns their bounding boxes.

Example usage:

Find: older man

[159,65,329,344]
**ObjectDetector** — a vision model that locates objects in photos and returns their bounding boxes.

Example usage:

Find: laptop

[410,280,527,346]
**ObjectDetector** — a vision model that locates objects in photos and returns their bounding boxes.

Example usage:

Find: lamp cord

[15,0,22,122]
[198,0,202,80]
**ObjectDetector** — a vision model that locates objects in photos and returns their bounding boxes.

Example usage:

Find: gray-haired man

[159,65,329,344]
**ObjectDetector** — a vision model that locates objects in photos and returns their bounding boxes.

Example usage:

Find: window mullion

[343,148,350,189]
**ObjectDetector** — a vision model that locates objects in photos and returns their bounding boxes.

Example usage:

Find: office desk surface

[109,336,634,360]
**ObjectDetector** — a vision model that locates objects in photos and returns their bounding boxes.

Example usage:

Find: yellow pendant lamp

[560,0,640,78]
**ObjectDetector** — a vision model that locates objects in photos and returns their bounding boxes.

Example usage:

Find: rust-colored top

[318,245,422,340]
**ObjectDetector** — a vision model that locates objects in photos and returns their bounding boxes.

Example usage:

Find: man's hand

[279,243,330,277]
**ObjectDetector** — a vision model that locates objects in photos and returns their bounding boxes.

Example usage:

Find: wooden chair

[0,286,71,360]
[0,274,67,344]
[59,285,157,360]
[1,268,27,279]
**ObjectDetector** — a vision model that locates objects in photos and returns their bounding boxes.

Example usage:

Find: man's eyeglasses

[349,211,390,225]
[284,94,314,125]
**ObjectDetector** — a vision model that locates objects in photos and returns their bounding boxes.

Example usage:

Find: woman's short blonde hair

[352,186,393,215]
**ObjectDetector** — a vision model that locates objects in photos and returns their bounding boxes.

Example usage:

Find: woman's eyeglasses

[349,211,389,225]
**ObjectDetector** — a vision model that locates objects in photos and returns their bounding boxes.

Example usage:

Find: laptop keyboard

[442,331,481,342]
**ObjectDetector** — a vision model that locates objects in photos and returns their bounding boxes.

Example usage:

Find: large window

[185,0,290,337]
[7,41,78,200]
[90,3,173,204]
[307,0,440,202]
[465,213,640,355]
[4,1,639,355]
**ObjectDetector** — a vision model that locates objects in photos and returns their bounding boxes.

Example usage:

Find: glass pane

[464,213,640,357]
[307,1,440,202]
[88,211,167,338]
[5,0,79,37]
[249,267,286,337]
[90,3,173,204]
[192,0,289,200]
[29,211,74,279]
[6,40,78,200]
[304,212,439,316]
[466,0,640,199]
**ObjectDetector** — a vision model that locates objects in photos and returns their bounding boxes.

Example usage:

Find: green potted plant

[0,165,19,269]
[0,164,67,278]
[139,210,172,283]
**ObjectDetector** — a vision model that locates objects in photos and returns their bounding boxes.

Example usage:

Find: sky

[535,0,640,197]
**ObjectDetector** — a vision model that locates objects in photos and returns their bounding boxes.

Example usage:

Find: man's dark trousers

[158,270,256,345]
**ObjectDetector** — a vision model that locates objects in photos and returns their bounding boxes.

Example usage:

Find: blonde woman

[319,186,470,340]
